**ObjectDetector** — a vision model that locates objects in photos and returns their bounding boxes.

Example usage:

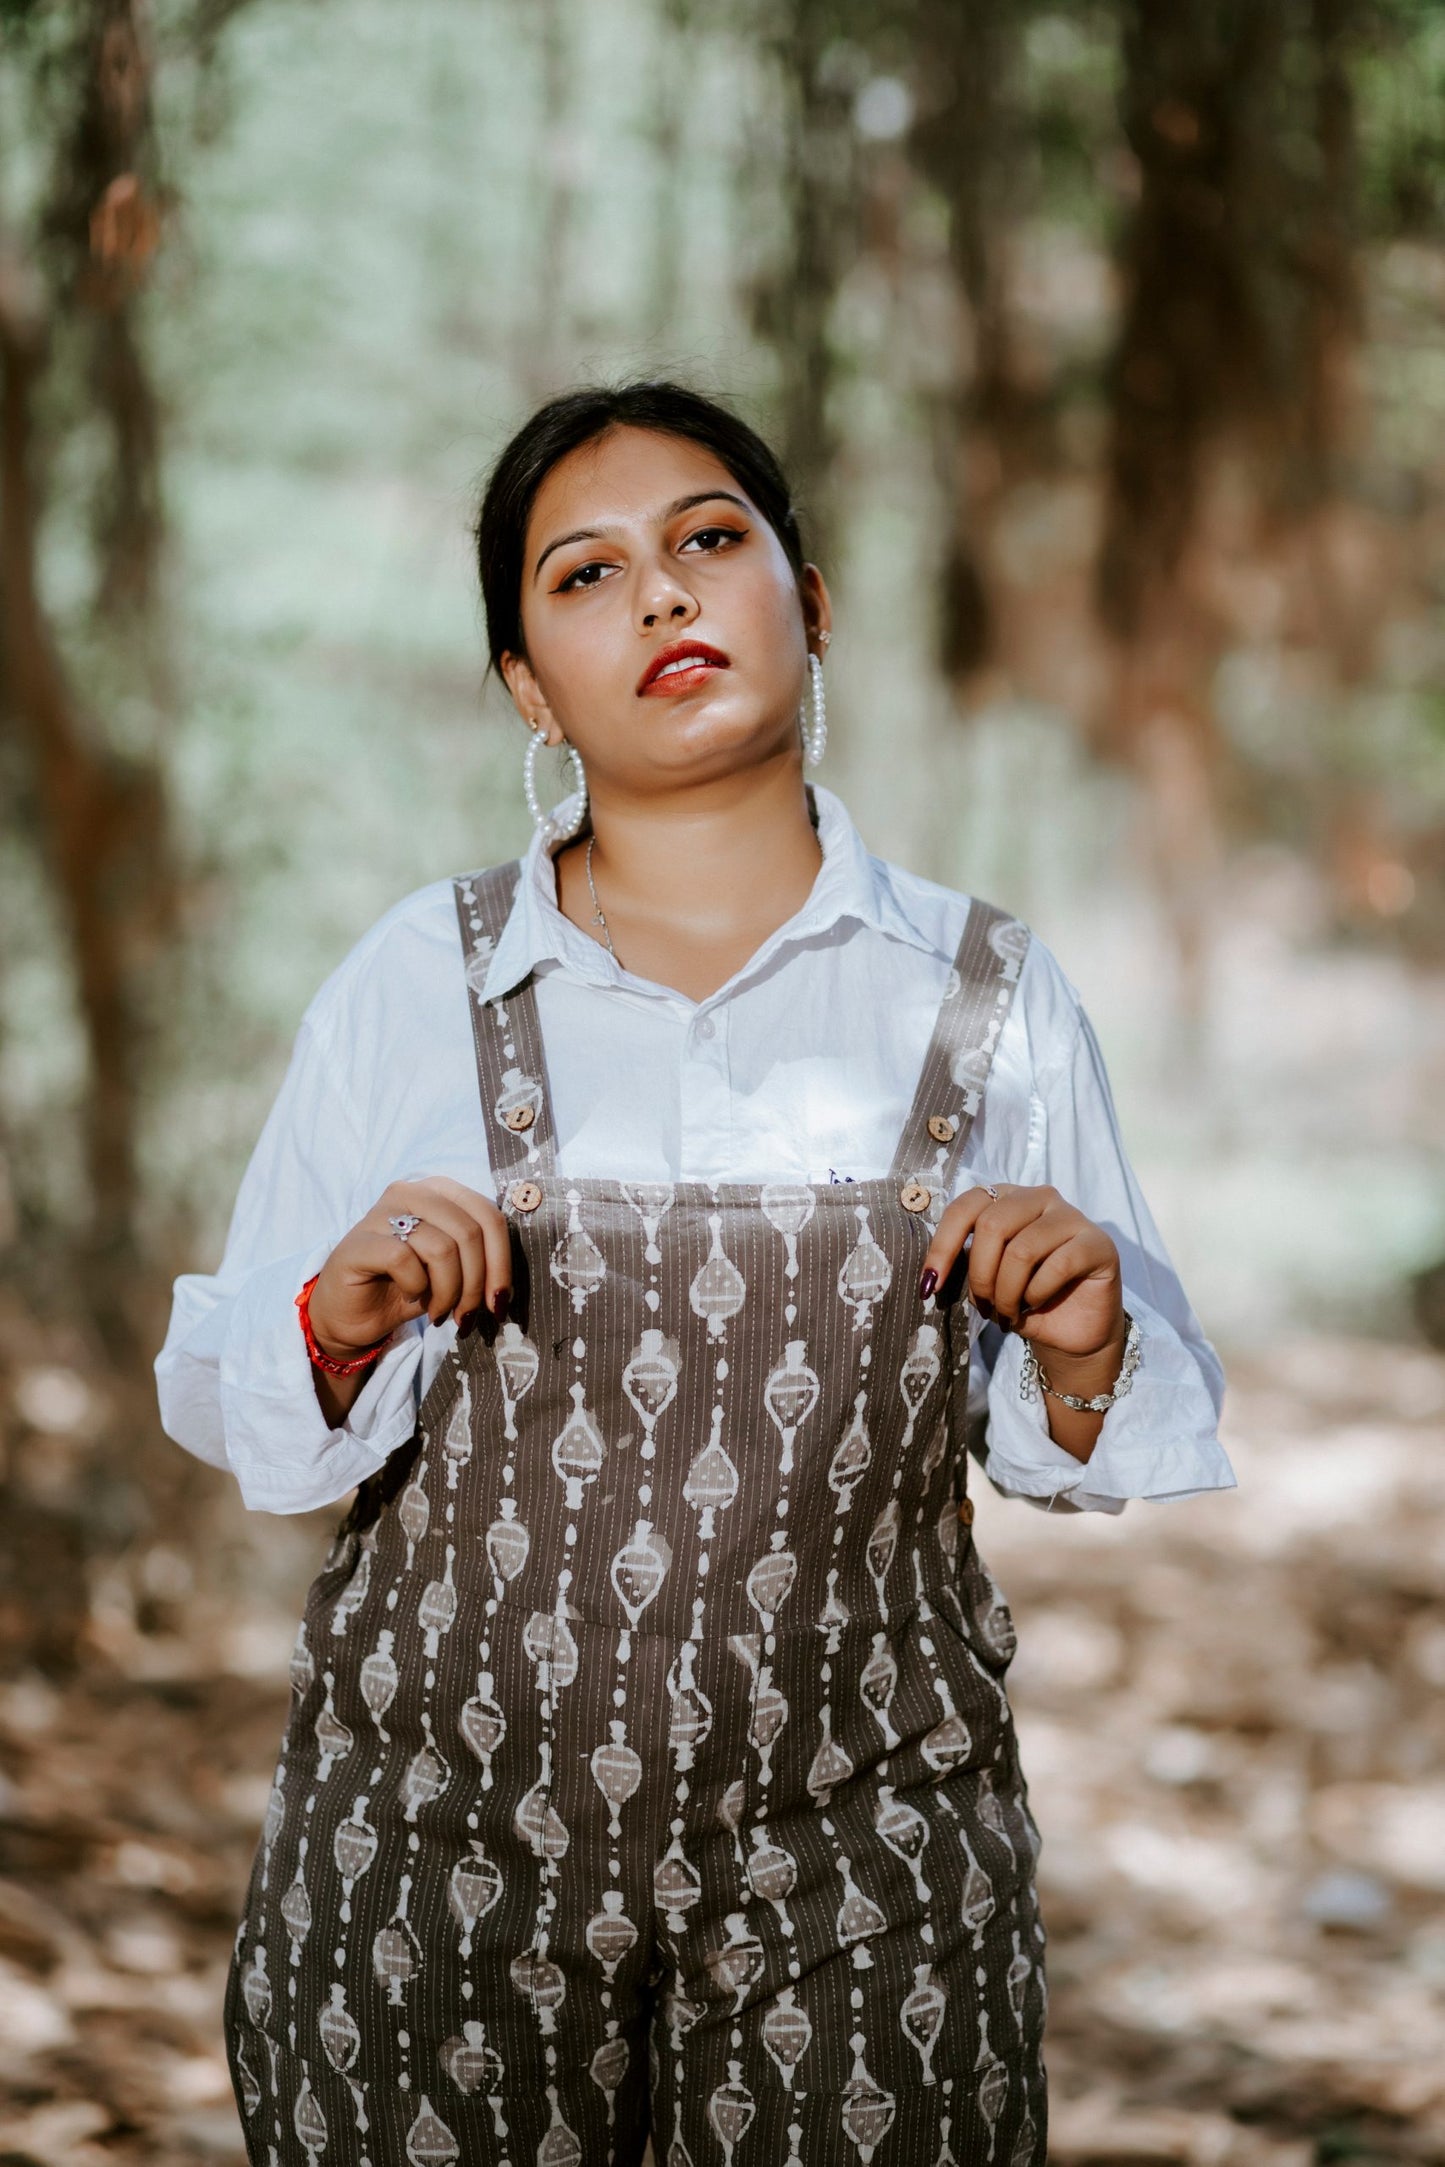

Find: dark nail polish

[490,1287,511,1318]
[918,1268,938,1301]
[456,1310,477,1338]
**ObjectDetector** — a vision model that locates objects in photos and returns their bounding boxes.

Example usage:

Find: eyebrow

[532,491,753,582]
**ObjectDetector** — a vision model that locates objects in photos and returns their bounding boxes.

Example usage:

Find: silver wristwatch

[1019,1311,1142,1413]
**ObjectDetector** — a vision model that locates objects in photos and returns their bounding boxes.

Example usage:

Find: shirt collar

[476,781,946,1006]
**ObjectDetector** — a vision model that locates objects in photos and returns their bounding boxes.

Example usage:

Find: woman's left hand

[917,1183,1126,1364]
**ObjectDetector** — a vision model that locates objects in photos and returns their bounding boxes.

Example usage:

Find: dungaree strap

[453,861,560,1183]
[886,898,1032,1192]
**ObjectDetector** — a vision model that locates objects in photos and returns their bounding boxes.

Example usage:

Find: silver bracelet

[1019,1311,1142,1413]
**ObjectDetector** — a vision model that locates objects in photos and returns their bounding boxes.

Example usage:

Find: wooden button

[927,1113,958,1145]
[508,1179,544,1214]
[502,1103,536,1132]
[958,1496,975,1527]
[899,1180,932,1215]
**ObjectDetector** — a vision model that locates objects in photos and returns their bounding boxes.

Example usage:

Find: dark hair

[473,379,807,674]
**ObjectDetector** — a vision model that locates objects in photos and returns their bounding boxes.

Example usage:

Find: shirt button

[502,1103,536,1132]
[696,1015,716,1041]
[927,1113,958,1144]
[958,1496,976,1527]
[508,1179,544,1214]
[899,1180,932,1214]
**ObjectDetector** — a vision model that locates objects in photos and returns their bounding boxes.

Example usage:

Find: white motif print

[493,1066,543,1139]
[866,1498,902,1620]
[828,1392,873,1514]
[859,1632,900,1750]
[509,1947,567,2034]
[1007,1927,1033,2036]
[689,1212,746,1339]
[550,1189,606,1310]
[610,1521,672,1628]
[523,1605,580,1692]
[621,1181,675,1264]
[397,1469,429,1570]
[405,2093,461,2166]
[590,1721,643,1837]
[987,914,1030,980]
[761,1985,812,2089]
[513,1739,569,1863]
[535,2085,582,2167]
[666,1642,713,1766]
[974,2008,1008,2160]
[233,2037,261,2120]
[584,1889,638,1980]
[551,1384,606,1510]
[838,1204,892,1330]
[683,1403,739,1538]
[746,1540,798,1627]
[462,932,496,997]
[439,2018,505,2099]
[289,1618,315,1699]
[806,1703,854,1806]
[484,1501,529,1596]
[708,2063,756,2166]
[705,1912,765,2010]
[958,1826,997,1938]
[745,1826,798,1929]
[279,1863,311,1966]
[874,1783,932,1905]
[840,2043,896,2162]
[359,1628,398,1740]
[653,1833,703,1934]
[330,1524,376,1639]
[493,1322,540,1441]
[763,1340,820,1476]
[448,1841,503,1959]
[898,1323,943,1454]
[333,1795,379,1916]
[319,1981,368,2134]
[622,1328,680,1441]
[401,1712,451,1823]
[835,1851,886,1947]
[901,1962,948,2083]
[371,1873,422,2006]
[591,2035,631,2128]
[418,1542,458,1657]
[459,1672,507,1790]
[441,1376,473,1489]
[293,2068,326,2162]
[760,1182,816,1281]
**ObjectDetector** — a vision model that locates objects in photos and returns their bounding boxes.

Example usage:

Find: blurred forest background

[1,0,1444,2162]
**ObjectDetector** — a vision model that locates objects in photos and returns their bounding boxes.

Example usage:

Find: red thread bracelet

[296,1274,388,1377]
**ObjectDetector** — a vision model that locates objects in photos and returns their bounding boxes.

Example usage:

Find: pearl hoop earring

[523,726,588,842]
[801,650,827,767]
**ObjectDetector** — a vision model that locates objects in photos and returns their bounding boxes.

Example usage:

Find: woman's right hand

[306,1178,513,1362]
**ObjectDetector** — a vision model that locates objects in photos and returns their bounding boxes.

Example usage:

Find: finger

[392,1193,488,1323]
[383,1180,501,1324]
[992,1206,1079,1320]
[963,1191,1051,1313]
[1019,1233,1115,1315]
[918,1187,1002,1297]
[403,1224,464,1324]
[340,1227,432,1308]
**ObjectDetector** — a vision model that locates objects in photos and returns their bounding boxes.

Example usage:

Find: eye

[680,524,748,554]
[554,558,618,594]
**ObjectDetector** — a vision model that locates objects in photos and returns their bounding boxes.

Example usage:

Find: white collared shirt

[154,785,1235,1518]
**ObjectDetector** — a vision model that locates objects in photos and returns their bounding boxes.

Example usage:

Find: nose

[636,558,699,632]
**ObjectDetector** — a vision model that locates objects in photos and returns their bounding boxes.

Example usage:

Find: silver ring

[388,1213,421,1243]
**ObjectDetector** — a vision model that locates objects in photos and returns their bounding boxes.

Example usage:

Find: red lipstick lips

[637,639,731,695]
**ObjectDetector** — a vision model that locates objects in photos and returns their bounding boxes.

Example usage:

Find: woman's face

[500,426,830,799]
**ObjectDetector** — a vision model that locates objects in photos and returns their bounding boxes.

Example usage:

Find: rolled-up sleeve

[154,1010,427,1515]
[959,949,1235,1514]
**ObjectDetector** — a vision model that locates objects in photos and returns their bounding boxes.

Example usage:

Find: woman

[157,380,1233,2167]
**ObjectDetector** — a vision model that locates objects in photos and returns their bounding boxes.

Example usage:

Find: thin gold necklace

[585,833,618,961]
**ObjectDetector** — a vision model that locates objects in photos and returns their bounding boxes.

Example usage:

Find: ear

[799,564,833,654]
[499,651,566,745]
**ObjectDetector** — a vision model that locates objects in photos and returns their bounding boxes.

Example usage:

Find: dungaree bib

[226,859,1049,2167]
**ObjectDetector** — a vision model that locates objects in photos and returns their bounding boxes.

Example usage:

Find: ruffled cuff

[979,1291,1235,1515]
[218,1244,426,1514]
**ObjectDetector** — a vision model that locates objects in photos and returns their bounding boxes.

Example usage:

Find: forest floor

[0,1332,1442,2167]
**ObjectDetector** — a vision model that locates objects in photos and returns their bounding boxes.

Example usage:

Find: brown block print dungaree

[225,861,1049,2167]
